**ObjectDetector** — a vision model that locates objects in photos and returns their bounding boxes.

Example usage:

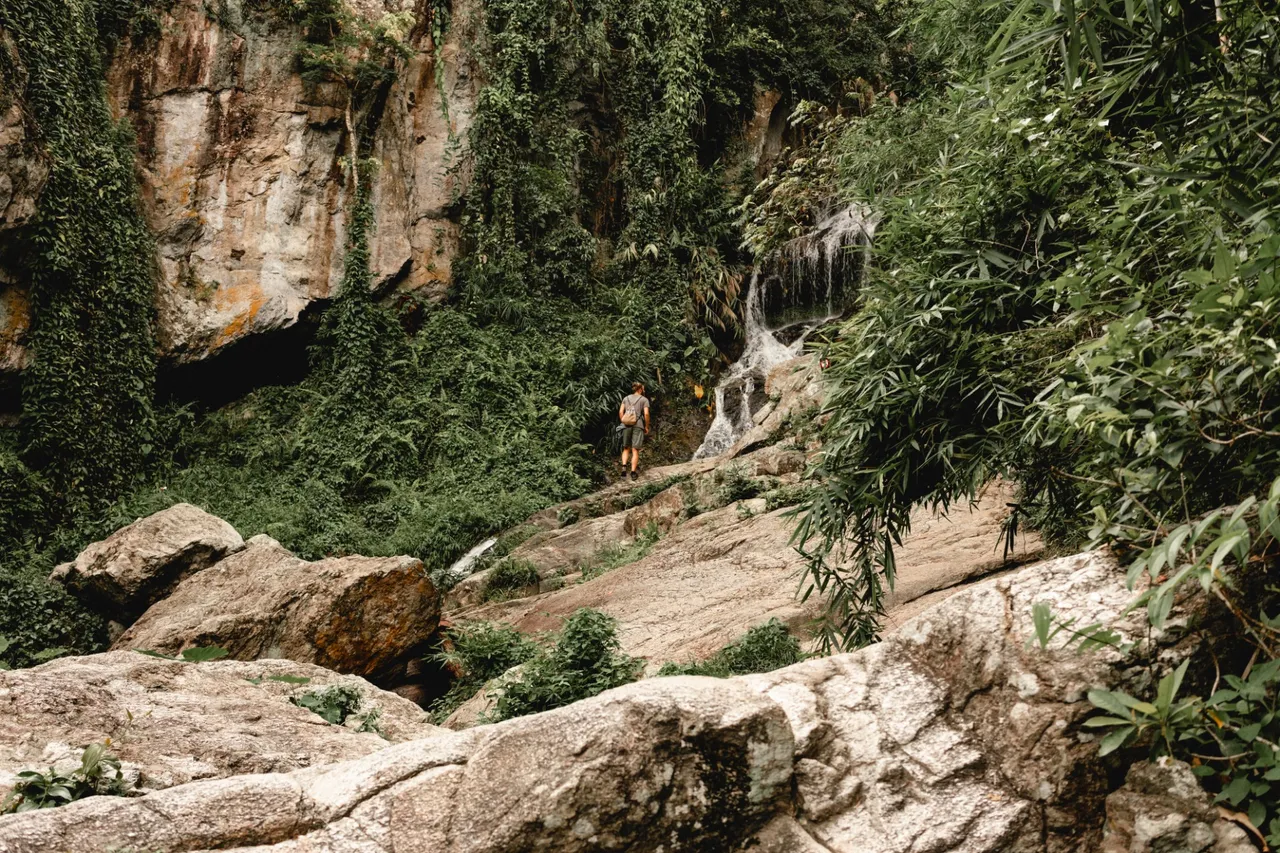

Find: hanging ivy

[0,0,158,512]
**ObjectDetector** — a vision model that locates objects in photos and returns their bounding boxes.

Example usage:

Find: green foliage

[1028,601,1127,654]
[430,621,539,722]
[456,0,910,368]
[658,618,803,678]
[578,522,661,582]
[714,463,762,505]
[488,608,642,722]
[1,742,130,814]
[0,559,106,670]
[290,684,381,733]
[783,0,1280,649]
[133,645,231,663]
[481,558,542,602]
[764,482,815,512]
[0,0,158,509]
[619,474,692,510]
[1086,657,1280,846]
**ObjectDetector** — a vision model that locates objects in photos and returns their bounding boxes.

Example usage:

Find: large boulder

[50,503,245,622]
[113,535,441,684]
[452,479,1040,667]
[0,551,1177,853]
[0,651,442,795]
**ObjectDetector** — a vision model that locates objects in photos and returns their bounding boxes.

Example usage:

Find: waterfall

[446,537,498,581]
[691,204,875,460]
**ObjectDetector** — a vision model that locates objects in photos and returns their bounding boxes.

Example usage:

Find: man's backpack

[620,397,640,426]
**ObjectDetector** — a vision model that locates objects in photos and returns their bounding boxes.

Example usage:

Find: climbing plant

[281,0,415,188]
[0,0,158,510]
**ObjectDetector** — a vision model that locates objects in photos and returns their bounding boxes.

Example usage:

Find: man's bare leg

[621,447,631,471]
[630,448,639,474]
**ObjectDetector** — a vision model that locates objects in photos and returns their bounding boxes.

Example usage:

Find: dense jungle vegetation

[2,0,1280,832]
[0,0,903,666]
[762,0,1279,833]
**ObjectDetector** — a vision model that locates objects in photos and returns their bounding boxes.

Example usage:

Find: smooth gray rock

[0,651,443,796]
[50,503,245,621]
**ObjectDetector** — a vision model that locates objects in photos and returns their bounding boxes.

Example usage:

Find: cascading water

[692,203,875,460]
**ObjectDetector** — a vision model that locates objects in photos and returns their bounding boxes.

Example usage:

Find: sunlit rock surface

[0,652,441,795]
[0,0,478,374]
[0,551,1172,853]
[114,534,441,684]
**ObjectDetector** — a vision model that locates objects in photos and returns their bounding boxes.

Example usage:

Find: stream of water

[691,204,875,460]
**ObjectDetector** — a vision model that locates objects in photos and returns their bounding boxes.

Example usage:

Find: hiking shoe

[630,471,639,481]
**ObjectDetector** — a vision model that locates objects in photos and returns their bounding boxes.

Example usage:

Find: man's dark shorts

[622,425,645,448]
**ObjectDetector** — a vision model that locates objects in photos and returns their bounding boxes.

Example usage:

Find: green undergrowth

[290,684,384,735]
[433,610,641,726]
[578,522,662,583]
[0,742,129,814]
[658,618,803,678]
[430,621,539,723]
[751,0,1280,650]
[481,558,542,602]
[486,609,643,723]
[433,612,807,726]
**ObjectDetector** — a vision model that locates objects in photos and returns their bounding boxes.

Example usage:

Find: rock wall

[0,0,478,377]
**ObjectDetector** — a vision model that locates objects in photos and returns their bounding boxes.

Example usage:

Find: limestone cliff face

[0,0,477,374]
[0,0,785,383]
[107,0,477,364]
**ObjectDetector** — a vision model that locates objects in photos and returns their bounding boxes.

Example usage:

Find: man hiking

[618,382,650,480]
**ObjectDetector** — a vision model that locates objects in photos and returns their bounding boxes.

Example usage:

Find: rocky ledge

[0,551,1246,853]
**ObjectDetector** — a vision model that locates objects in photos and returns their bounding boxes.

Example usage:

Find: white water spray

[691,204,875,460]
[446,537,497,581]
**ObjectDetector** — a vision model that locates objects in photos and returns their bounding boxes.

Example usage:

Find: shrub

[658,619,803,677]
[763,483,814,512]
[619,474,692,510]
[714,464,761,505]
[0,562,106,670]
[578,523,661,582]
[494,523,543,557]
[489,609,642,722]
[430,622,539,722]
[481,559,542,602]
[1,742,130,814]
[290,684,382,734]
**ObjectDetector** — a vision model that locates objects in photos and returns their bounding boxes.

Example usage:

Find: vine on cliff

[0,0,158,511]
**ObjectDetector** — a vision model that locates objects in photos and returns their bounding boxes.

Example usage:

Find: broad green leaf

[1098,726,1135,756]
[1220,776,1252,805]
[1089,689,1135,717]
[180,646,231,663]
